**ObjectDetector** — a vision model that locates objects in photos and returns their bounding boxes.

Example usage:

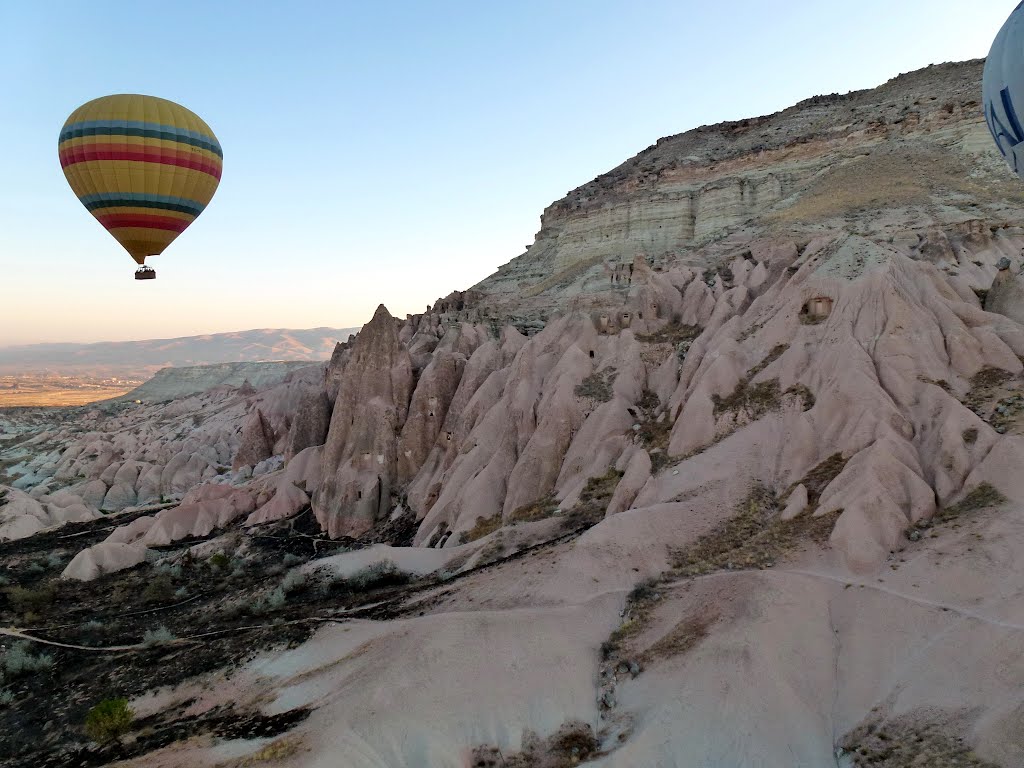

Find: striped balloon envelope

[58,94,222,276]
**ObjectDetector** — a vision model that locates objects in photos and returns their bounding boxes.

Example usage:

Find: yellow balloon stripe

[58,94,222,266]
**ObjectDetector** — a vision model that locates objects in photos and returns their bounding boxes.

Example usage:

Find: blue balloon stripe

[78,192,206,217]
[59,120,222,157]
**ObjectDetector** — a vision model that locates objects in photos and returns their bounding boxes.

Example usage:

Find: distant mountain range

[0,327,361,378]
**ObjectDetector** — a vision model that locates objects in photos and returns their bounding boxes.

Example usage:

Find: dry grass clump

[840,715,998,767]
[635,389,673,471]
[670,484,839,578]
[471,720,600,767]
[574,369,617,403]
[936,482,1006,523]
[636,322,702,345]
[579,468,623,502]
[785,383,816,410]
[771,145,1016,225]
[918,375,952,392]
[798,312,827,326]
[746,344,789,379]
[712,378,781,419]
[508,494,559,524]
[790,452,849,513]
[461,514,503,543]
[965,366,1014,410]
[639,614,715,665]
[222,736,303,767]
[562,468,623,529]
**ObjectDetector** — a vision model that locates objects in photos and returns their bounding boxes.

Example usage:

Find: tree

[84,698,134,744]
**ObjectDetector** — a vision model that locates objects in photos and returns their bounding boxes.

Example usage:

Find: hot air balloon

[984,3,1024,180]
[58,94,222,280]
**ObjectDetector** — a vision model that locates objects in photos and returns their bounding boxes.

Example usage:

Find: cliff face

[286,58,1024,567]
[474,60,1024,320]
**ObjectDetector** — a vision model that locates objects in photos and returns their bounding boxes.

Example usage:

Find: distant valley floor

[0,375,139,407]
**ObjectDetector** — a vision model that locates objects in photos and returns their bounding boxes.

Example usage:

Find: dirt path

[0,626,139,652]
[661,567,1024,633]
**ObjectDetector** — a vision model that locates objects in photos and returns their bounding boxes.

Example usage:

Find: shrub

[711,378,781,419]
[282,553,305,568]
[266,587,287,610]
[155,563,183,579]
[0,689,14,706]
[2,642,54,677]
[627,578,660,604]
[348,560,409,592]
[141,626,176,647]
[84,698,134,744]
[575,370,616,402]
[5,584,57,616]
[142,573,175,604]
[281,569,307,595]
[249,587,287,615]
[208,552,230,569]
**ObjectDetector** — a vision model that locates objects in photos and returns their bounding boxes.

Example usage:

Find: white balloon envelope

[985,2,1024,178]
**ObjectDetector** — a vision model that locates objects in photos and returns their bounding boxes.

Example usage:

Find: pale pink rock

[105,515,157,545]
[781,484,808,521]
[316,305,414,537]
[234,409,273,469]
[606,447,651,515]
[285,445,324,493]
[102,483,137,512]
[245,480,310,526]
[142,485,256,547]
[61,542,148,581]
[76,479,109,509]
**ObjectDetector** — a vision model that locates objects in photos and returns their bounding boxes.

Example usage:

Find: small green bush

[208,552,230,569]
[142,573,175,604]
[5,584,57,616]
[84,698,134,744]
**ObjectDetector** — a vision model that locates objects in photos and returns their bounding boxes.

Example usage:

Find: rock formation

[7,58,1024,768]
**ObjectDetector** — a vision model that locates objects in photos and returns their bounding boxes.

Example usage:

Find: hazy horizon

[1,1,1011,345]
[0,324,362,351]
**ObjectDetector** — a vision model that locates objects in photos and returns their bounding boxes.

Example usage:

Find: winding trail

[3,563,1022,655]
[0,626,140,652]
[660,566,1024,633]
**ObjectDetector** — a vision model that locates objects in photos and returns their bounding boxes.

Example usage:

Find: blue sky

[0,1,1012,344]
